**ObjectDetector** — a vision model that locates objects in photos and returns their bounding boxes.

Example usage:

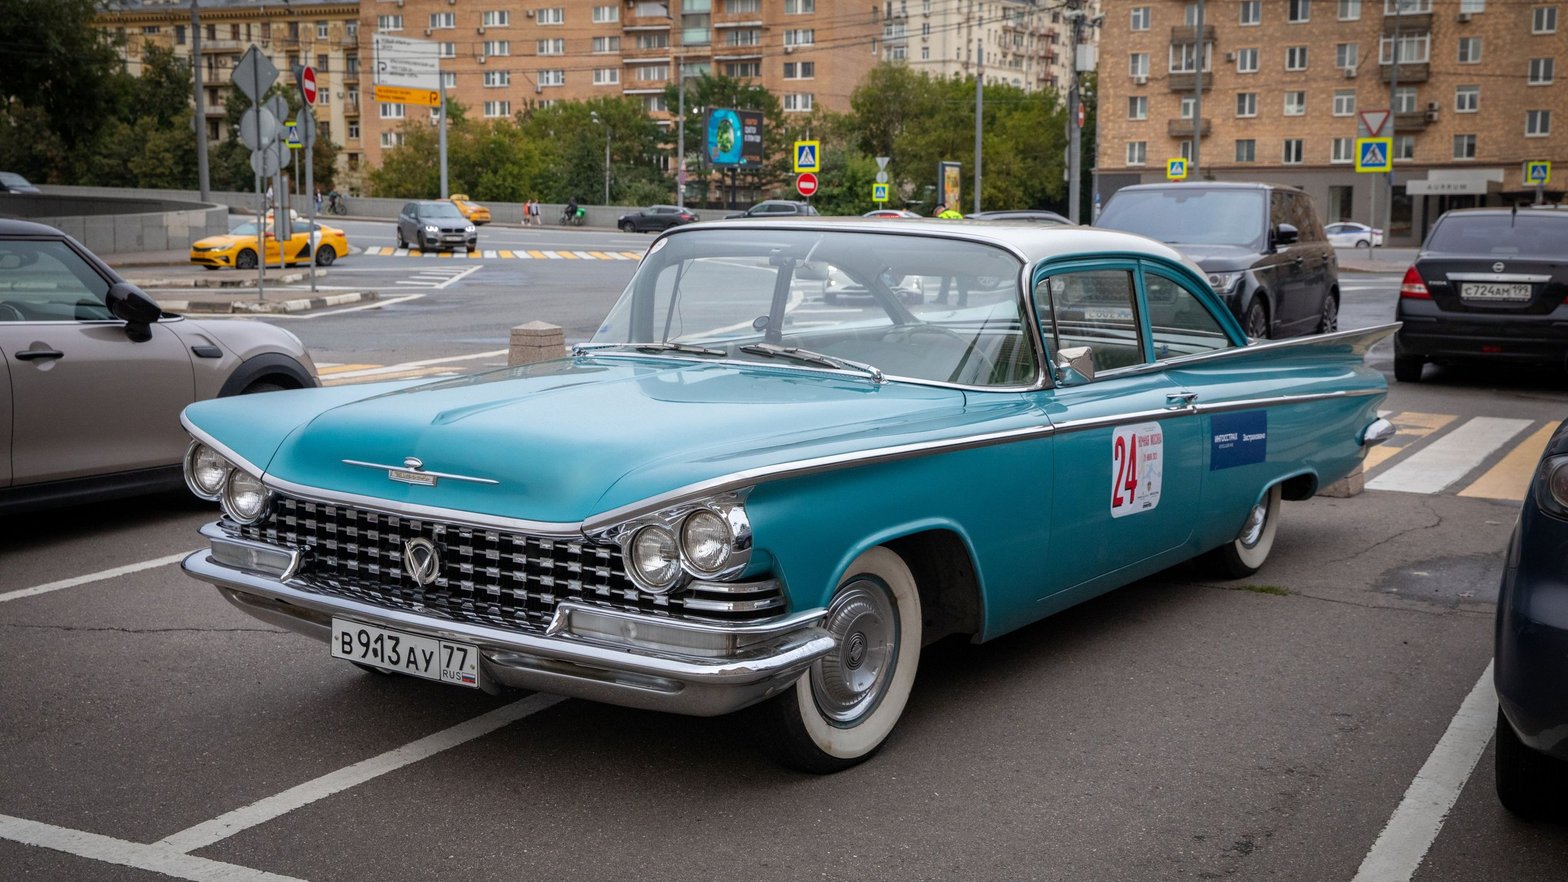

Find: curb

[125,269,322,288]
[160,291,376,315]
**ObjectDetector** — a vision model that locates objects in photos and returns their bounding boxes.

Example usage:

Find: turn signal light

[1399,265,1431,299]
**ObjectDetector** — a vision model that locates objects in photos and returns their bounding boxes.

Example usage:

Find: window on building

[1179,139,1195,161]
[539,69,565,86]
[1127,141,1148,165]
[346,21,358,39]
[380,103,405,119]
[482,11,510,27]
[1336,43,1358,68]
[1527,109,1552,136]
[1386,0,1432,12]
[1331,137,1354,163]
[1333,90,1356,115]
[1169,41,1211,73]
[1459,0,1485,10]
[1128,96,1148,119]
[637,32,669,49]
[429,12,455,29]
[1288,0,1310,21]
[635,64,668,81]
[1236,92,1258,116]
[724,61,761,76]
[1394,86,1418,112]
[1455,84,1479,112]
[1179,96,1197,119]
[1528,57,1555,84]
[1339,0,1361,19]
[439,42,456,58]
[727,29,759,45]
[1380,33,1430,64]
[1235,139,1256,162]
[377,15,403,31]
[1236,47,1259,72]
[484,101,511,118]
[1532,6,1558,32]
[784,61,815,78]
[1283,139,1304,163]
[1284,91,1307,115]
[1286,46,1308,69]
[728,0,760,11]
[593,5,619,23]
[1239,1,1261,24]
[783,92,814,112]
[1130,53,1150,77]
[784,29,814,45]
[643,94,668,112]
[1457,36,1481,63]
[1131,6,1151,29]
[441,71,456,88]
[484,70,510,88]
[380,132,404,148]
[317,22,329,39]
[538,38,565,55]
[482,41,510,56]
[1394,134,1415,159]
[592,68,620,85]
[348,121,359,140]
[538,8,565,25]
[593,36,620,52]
[1452,134,1477,159]
[785,0,815,12]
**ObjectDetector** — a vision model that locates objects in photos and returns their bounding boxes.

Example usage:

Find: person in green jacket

[936,203,963,219]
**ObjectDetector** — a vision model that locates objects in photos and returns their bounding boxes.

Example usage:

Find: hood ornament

[340,458,500,487]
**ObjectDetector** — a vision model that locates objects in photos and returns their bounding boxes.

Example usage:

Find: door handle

[1165,391,1198,410]
[16,349,64,362]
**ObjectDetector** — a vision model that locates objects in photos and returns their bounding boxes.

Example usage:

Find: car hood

[183,358,1033,525]
[1162,243,1263,271]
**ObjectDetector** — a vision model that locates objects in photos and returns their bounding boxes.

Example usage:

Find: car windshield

[591,228,1036,387]
[419,203,466,219]
[229,222,260,236]
[1425,214,1565,257]
[1098,188,1267,250]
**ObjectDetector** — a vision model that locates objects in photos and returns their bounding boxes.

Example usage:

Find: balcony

[1380,62,1429,83]
[1393,109,1430,131]
[1167,73,1214,92]
[1168,24,1216,44]
[1381,12,1432,33]
[199,39,244,53]
[1167,117,1212,138]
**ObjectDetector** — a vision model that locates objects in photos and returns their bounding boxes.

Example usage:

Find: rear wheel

[235,249,257,270]
[1203,484,1282,579]
[1356,238,1371,248]
[754,547,921,773]
[1496,708,1566,820]
[1317,294,1339,334]
[619,220,634,232]
[1243,299,1269,339]
[1393,340,1424,382]
[314,245,336,266]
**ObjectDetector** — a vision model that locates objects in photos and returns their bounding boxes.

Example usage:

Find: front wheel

[235,249,258,270]
[1203,484,1282,579]
[314,245,336,266]
[754,547,922,773]
[1243,299,1269,339]
[619,221,634,233]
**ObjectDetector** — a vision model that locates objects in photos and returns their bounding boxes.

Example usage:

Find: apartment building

[98,0,366,190]
[358,0,881,169]
[1096,0,1567,244]
[890,0,1089,92]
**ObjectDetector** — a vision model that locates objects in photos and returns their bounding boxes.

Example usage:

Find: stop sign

[796,172,818,197]
[299,66,318,105]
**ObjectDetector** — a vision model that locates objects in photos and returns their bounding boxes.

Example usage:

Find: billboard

[938,161,962,210]
[373,34,441,107]
[707,108,765,167]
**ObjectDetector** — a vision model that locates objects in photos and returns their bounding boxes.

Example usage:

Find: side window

[1143,272,1235,358]
[1269,191,1291,234]
[1033,268,1144,374]
[0,240,112,322]
[402,202,416,216]
[1289,194,1325,241]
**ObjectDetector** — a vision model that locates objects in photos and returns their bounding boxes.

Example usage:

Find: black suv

[1096,182,1339,339]
[726,200,820,219]
[396,200,478,253]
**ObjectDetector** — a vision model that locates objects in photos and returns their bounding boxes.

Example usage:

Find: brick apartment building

[1095,0,1566,245]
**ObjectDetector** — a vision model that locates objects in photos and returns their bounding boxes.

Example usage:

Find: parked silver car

[0,219,318,513]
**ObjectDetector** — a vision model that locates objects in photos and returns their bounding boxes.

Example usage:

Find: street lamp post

[591,112,610,204]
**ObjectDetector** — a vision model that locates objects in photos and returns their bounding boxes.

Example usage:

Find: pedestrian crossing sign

[872,182,889,203]
[793,140,821,173]
[1355,137,1392,173]
[1525,161,1551,185]
[1166,158,1188,181]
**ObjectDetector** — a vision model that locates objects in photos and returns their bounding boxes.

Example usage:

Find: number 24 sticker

[1111,423,1164,518]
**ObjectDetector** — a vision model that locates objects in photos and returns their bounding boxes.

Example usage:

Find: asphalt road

[4,232,1568,881]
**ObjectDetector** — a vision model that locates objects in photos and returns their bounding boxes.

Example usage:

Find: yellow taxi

[449,194,492,225]
[190,216,350,270]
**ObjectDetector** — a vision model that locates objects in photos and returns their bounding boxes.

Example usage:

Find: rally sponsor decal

[1111,422,1164,518]
[1211,411,1268,470]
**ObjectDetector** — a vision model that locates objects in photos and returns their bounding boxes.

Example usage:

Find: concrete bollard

[1318,463,1365,498]
[508,321,567,366]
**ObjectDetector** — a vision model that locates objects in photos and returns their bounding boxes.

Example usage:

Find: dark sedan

[618,204,699,233]
[1495,417,1568,819]
[1394,207,1568,381]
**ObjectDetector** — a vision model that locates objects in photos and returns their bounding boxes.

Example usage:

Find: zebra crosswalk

[362,247,644,261]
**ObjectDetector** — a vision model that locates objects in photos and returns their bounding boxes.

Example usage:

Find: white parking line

[1351,662,1496,882]
[1367,417,1533,494]
[157,694,564,854]
[0,551,193,604]
[0,813,305,882]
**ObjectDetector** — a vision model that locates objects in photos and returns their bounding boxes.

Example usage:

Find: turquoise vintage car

[180,220,1395,772]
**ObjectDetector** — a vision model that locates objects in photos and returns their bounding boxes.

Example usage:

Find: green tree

[0,0,123,179]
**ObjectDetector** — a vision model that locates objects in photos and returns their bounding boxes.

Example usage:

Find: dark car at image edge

[1394,207,1568,382]
[618,204,699,233]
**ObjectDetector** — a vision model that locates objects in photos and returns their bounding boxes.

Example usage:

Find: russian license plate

[331,619,480,688]
[1462,282,1531,302]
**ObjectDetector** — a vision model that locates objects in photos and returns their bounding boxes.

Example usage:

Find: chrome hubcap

[812,580,898,725]
[1239,501,1268,549]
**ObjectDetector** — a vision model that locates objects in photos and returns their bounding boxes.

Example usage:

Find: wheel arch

[217,352,319,397]
[825,522,985,646]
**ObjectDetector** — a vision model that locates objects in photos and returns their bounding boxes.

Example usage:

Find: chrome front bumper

[183,549,833,717]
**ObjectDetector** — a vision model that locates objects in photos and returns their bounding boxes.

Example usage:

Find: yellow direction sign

[872,182,889,203]
[1525,161,1551,186]
[1355,137,1392,173]
[374,84,441,108]
[1166,158,1188,181]
[793,140,821,173]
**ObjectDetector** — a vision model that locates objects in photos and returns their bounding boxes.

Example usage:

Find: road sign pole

[1369,180,1378,261]
[252,61,266,300]
[305,109,316,293]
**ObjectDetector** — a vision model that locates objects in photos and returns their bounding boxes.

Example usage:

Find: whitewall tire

[1205,483,1282,579]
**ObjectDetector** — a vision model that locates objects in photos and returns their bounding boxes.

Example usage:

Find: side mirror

[106,282,162,342]
[1053,346,1096,386]
[1273,223,1300,248]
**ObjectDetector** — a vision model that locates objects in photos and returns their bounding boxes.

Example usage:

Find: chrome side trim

[681,595,788,614]
[546,601,825,640]
[1192,388,1383,415]
[341,459,501,485]
[1445,273,1551,283]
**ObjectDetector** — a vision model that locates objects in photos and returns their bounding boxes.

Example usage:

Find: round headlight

[221,470,272,524]
[681,509,733,575]
[1547,459,1568,510]
[629,524,681,592]
[184,442,230,500]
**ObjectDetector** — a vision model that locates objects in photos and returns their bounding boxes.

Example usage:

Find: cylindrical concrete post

[508,321,567,366]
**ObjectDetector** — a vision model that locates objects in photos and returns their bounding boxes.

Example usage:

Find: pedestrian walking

[314,186,323,212]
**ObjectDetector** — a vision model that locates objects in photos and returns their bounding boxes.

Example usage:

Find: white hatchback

[1324,222,1384,248]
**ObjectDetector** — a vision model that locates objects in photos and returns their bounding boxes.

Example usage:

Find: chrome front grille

[234,494,783,632]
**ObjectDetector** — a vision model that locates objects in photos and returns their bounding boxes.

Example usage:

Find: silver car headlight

[424,224,439,233]
[629,524,681,592]
[1207,271,1245,295]
[221,469,272,525]
[184,442,231,500]
[681,509,735,576]
[465,224,476,233]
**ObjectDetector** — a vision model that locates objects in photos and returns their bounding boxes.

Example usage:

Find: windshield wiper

[574,342,727,357]
[739,343,885,384]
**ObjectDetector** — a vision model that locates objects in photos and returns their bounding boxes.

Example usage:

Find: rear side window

[1034,269,1144,373]
[1425,214,1567,257]
[1143,272,1235,358]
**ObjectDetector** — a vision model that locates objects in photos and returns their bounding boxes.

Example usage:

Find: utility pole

[1386,1,1403,250]
[1067,3,1083,222]
[676,55,686,209]
[1191,0,1204,175]
[191,0,209,200]
[974,37,983,214]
